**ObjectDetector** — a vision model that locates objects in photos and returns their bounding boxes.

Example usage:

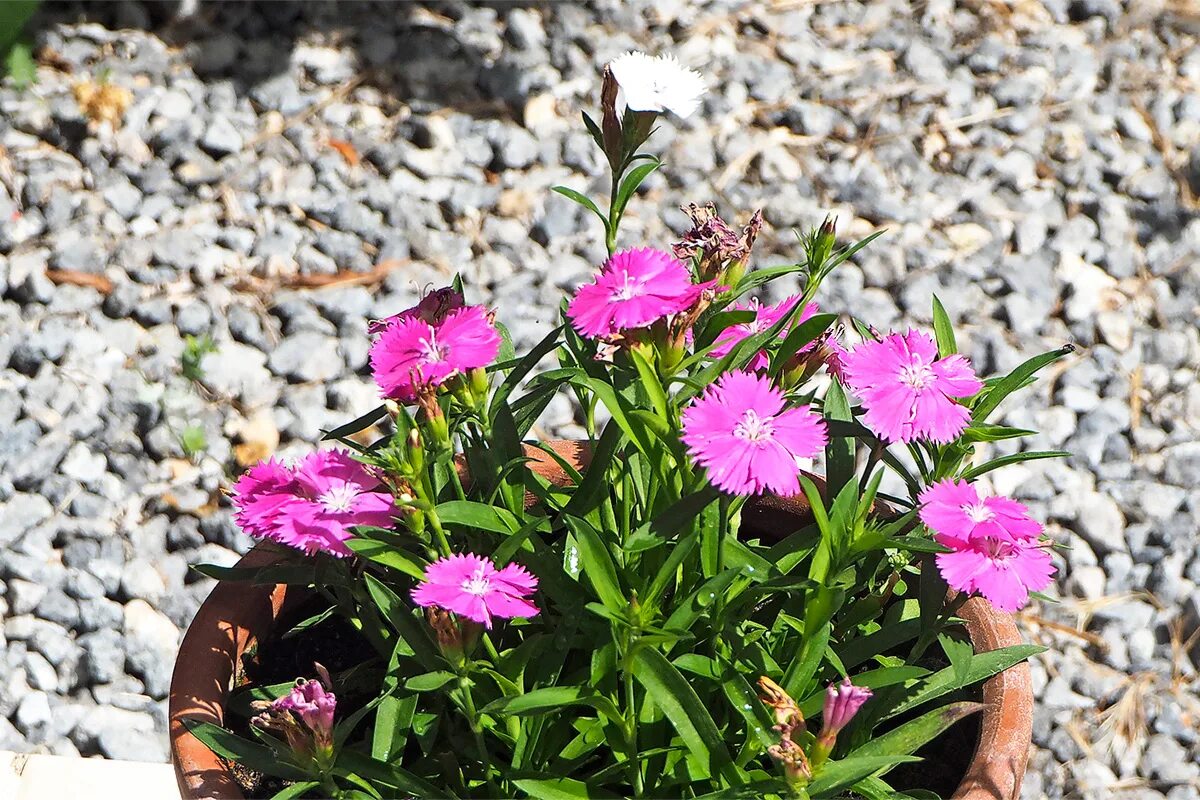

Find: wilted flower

[368,288,464,334]
[681,371,828,496]
[567,247,712,339]
[757,676,804,731]
[841,329,983,444]
[412,553,540,630]
[370,305,502,403]
[919,479,1056,612]
[709,296,817,372]
[608,51,705,118]
[759,676,811,788]
[672,204,762,283]
[231,450,397,557]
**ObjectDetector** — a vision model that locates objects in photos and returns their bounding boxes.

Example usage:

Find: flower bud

[600,65,623,168]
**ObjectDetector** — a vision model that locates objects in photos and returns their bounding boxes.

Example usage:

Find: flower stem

[458,673,499,796]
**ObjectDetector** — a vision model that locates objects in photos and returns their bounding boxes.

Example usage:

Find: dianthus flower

[841,329,982,443]
[567,247,712,339]
[412,553,539,630]
[919,479,1056,612]
[231,450,397,557]
[681,371,827,496]
[608,51,705,118]
[370,304,501,402]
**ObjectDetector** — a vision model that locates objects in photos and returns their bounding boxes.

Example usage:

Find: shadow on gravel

[27,0,549,117]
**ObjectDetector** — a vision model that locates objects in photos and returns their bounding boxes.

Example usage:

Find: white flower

[608,51,705,118]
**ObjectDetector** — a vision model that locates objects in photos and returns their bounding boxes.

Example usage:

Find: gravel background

[0,2,1197,798]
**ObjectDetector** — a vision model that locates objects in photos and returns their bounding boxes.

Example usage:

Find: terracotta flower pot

[169,441,1032,799]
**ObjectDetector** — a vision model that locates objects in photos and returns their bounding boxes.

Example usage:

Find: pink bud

[821,677,872,737]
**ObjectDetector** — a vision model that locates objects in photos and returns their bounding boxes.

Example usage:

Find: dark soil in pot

[223,594,378,798]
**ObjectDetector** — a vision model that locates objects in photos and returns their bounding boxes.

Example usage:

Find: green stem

[621,635,644,797]
[458,674,499,796]
[426,507,452,558]
[606,169,620,255]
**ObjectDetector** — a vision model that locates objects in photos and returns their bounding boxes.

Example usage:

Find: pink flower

[681,371,828,496]
[412,553,539,629]
[842,330,983,444]
[567,247,713,339]
[709,296,817,371]
[368,288,464,334]
[920,479,1055,612]
[274,678,337,743]
[231,458,297,541]
[821,677,872,737]
[231,450,398,557]
[370,305,502,402]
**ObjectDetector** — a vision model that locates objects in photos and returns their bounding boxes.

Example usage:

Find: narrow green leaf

[483,686,622,726]
[885,644,1044,719]
[321,404,387,442]
[959,449,1069,480]
[807,755,919,796]
[345,539,427,580]
[972,345,1075,422]
[404,671,457,692]
[182,720,308,781]
[434,500,521,535]
[335,750,450,799]
[512,776,620,800]
[363,574,441,671]
[270,781,321,800]
[930,295,957,357]
[612,158,661,218]
[552,185,609,231]
[563,515,626,612]
[632,648,735,782]
[850,701,984,763]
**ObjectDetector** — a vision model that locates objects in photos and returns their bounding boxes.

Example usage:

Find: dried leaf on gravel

[44,269,114,294]
[73,79,132,127]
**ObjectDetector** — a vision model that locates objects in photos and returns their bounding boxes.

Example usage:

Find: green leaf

[563,515,626,612]
[492,324,565,414]
[632,647,735,782]
[807,755,919,796]
[322,404,387,442]
[404,671,457,692]
[483,686,622,726]
[885,644,1044,719]
[612,158,661,219]
[191,562,317,585]
[959,424,1037,442]
[849,701,984,763]
[959,449,1069,480]
[270,781,321,800]
[768,313,838,377]
[512,776,620,800]
[363,573,441,671]
[930,295,957,357]
[972,345,1075,422]
[335,750,450,799]
[552,185,609,232]
[434,500,522,535]
[345,539,427,580]
[182,720,308,781]
[823,380,855,499]
[939,632,974,687]
[371,692,416,762]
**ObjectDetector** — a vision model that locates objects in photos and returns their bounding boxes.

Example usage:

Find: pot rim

[169,441,1032,799]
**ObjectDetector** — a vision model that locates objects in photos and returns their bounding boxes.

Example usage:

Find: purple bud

[821,677,872,737]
